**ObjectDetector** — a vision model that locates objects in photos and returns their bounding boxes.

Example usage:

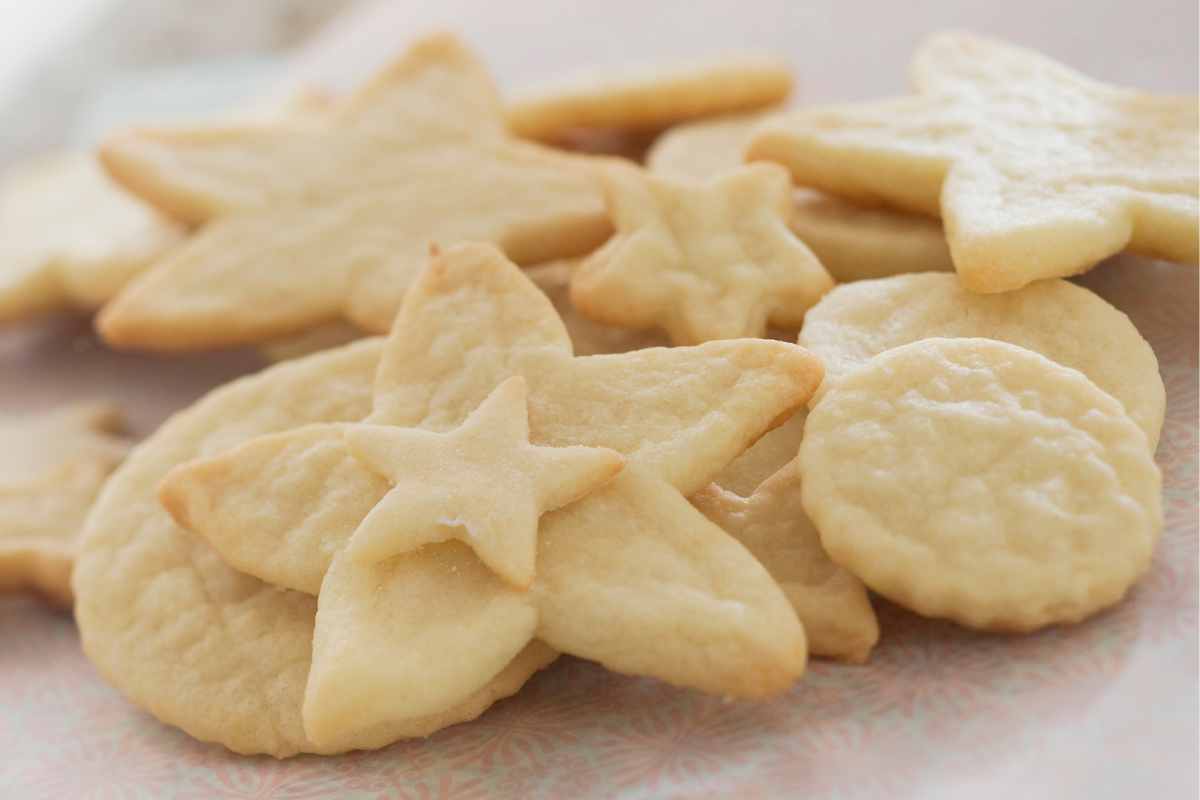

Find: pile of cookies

[1,30,1193,758]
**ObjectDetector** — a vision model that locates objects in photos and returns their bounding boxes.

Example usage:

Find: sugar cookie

[572,163,833,345]
[748,32,1199,291]
[97,33,610,350]
[800,337,1162,631]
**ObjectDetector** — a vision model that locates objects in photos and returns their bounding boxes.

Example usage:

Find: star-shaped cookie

[158,242,821,750]
[340,376,623,587]
[96,33,611,351]
[0,152,182,323]
[747,32,1199,291]
[571,163,834,345]
[0,404,130,606]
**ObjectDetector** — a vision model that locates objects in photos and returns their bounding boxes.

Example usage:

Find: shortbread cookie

[76,243,820,756]
[798,272,1164,448]
[800,338,1162,632]
[712,409,806,497]
[648,112,954,281]
[0,152,182,322]
[508,54,793,142]
[694,460,879,663]
[526,260,669,355]
[748,32,1199,291]
[0,405,130,606]
[96,33,611,351]
[572,163,833,345]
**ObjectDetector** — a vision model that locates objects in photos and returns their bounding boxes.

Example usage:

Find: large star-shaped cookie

[0,152,182,322]
[159,242,821,750]
[0,405,130,606]
[747,32,1199,291]
[571,163,833,345]
[96,33,611,351]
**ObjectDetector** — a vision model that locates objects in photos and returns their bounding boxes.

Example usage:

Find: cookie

[798,272,1164,449]
[0,405,130,607]
[96,33,611,351]
[800,337,1162,632]
[0,152,182,322]
[571,163,833,345]
[647,112,954,281]
[76,243,821,755]
[508,54,792,142]
[748,32,1199,291]
[693,460,879,663]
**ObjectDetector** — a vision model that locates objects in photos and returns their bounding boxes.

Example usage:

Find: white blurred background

[0,0,352,167]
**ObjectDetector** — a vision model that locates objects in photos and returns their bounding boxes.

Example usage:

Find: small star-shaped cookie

[157,242,820,750]
[571,163,834,345]
[96,33,610,351]
[0,404,130,606]
[0,153,182,323]
[342,376,623,587]
[748,32,1199,291]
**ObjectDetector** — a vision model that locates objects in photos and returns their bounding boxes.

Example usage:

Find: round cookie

[72,340,557,757]
[800,338,1162,632]
[799,273,1164,449]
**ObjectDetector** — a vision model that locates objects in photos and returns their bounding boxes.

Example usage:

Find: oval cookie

[800,337,1162,632]
[799,273,1164,449]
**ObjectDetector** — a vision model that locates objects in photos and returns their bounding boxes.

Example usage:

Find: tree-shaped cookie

[571,163,833,345]
[158,243,822,751]
[748,32,1199,291]
[97,33,611,351]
